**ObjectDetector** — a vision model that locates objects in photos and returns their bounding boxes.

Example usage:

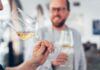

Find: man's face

[49,0,69,27]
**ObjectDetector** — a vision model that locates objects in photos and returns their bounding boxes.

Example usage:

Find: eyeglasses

[50,7,67,13]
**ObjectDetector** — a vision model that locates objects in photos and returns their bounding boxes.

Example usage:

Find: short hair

[66,0,70,11]
[49,0,70,11]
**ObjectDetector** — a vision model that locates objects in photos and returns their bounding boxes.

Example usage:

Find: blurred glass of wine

[58,29,74,69]
[9,8,36,40]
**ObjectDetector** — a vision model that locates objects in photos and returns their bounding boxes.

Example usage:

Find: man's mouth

[53,16,61,20]
[55,15,61,19]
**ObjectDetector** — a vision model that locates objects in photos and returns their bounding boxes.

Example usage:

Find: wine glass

[8,8,37,40]
[56,29,74,70]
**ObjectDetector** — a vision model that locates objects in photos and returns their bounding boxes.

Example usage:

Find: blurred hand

[5,40,54,70]
[52,53,68,66]
[31,40,54,66]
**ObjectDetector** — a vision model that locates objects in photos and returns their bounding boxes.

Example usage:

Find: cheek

[61,13,69,19]
[60,15,66,20]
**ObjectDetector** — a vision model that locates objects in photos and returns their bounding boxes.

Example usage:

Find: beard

[51,16,66,28]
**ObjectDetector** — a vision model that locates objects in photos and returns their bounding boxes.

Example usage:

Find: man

[35,0,86,70]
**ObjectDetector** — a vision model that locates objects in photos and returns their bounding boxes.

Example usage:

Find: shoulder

[70,28,81,38]
[69,28,82,42]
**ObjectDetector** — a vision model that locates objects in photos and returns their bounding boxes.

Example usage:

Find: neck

[52,24,68,31]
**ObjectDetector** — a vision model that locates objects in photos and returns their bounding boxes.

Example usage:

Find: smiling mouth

[55,15,61,18]
[53,16,61,20]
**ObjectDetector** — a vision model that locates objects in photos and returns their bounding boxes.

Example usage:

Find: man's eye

[52,8,57,11]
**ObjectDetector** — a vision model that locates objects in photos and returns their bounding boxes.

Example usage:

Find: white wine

[62,44,72,48]
[17,32,35,40]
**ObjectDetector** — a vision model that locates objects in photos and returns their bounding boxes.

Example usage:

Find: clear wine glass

[40,29,74,70]
[56,29,74,70]
[8,8,37,40]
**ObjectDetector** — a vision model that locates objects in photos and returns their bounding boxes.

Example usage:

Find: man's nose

[0,0,3,10]
[53,9,61,16]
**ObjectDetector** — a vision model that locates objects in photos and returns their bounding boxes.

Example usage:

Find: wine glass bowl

[9,8,36,40]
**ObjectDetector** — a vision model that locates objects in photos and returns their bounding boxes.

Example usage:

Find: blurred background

[0,0,100,70]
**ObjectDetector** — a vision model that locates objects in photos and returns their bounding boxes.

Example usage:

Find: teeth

[54,17,60,20]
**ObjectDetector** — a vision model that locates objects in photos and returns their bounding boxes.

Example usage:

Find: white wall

[72,0,100,49]
[19,0,100,49]
[20,0,49,17]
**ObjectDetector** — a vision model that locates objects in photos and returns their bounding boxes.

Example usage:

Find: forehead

[50,0,67,8]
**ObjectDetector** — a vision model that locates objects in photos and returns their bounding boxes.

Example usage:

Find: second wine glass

[57,29,74,70]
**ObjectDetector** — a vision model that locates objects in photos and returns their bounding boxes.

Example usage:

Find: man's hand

[52,53,68,66]
[31,40,54,67]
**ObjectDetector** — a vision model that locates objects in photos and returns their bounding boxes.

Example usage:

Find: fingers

[35,40,42,47]
[38,42,47,55]
[57,53,68,59]
[52,58,67,66]
[56,53,68,62]
[43,49,49,58]
[52,53,68,66]
[34,41,42,51]
[53,60,66,65]
[39,49,49,65]
[32,40,54,66]
[43,40,54,53]
[55,57,67,63]
[33,40,54,56]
